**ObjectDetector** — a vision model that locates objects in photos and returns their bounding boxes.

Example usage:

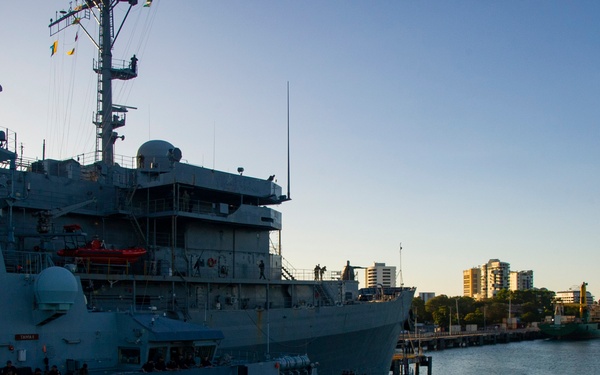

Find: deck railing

[3,250,55,274]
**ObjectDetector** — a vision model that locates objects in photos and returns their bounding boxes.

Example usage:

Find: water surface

[425,339,599,374]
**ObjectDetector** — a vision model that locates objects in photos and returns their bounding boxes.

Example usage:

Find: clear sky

[1,1,599,298]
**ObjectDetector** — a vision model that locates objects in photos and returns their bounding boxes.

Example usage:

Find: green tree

[494,289,512,303]
[418,288,556,329]
[411,297,432,324]
[455,296,477,326]
[463,309,484,326]
[520,302,541,323]
[425,295,451,328]
[486,302,508,325]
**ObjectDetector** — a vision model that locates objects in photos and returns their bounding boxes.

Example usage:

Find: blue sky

[1,1,599,298]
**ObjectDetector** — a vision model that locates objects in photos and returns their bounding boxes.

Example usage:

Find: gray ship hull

[203,295,413,374]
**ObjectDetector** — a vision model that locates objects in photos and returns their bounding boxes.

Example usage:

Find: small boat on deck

[57,224,147,264]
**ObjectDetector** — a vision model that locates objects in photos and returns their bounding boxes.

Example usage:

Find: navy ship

[0,1,415,374]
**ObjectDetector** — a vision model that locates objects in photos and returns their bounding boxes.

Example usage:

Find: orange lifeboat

[57,225,146,264]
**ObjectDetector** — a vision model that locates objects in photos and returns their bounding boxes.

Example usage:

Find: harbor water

[425,339,600,374]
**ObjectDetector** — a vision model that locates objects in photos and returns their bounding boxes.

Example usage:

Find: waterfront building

[365,262,396,288]
[463,268,481,298]
[556,287,595,306]
[480,259,510,299]
[510,270,534,291]
[463,259,534,300]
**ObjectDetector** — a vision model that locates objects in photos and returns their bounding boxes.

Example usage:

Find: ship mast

[50,0,141,166]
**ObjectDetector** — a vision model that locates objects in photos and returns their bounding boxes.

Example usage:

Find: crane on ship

[33,198,96,234]
[553,282,592,322]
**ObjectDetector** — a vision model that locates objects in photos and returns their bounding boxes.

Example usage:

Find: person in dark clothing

[48,365,61,375]
[130,55,138,73]
[154,357,167,371]
[2,361,17,375]
[166,359,178,371]
[184,354,196,368]
[141,360,155,373]
[78,363,89,375]
[200,357,212,367]
[259,260,266,279]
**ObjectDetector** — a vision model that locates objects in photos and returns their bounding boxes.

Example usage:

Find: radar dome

[34,266,78,310]
[136,140,182,171]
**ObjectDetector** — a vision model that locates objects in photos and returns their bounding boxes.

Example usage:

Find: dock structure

[398,327,541,352]
[390,328,540,374]
[390,351,432,375]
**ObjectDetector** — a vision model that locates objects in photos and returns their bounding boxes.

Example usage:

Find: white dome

[136,140,182,170]
[34,266,78,306]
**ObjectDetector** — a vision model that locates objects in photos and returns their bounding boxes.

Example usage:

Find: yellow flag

[50,40,58,56]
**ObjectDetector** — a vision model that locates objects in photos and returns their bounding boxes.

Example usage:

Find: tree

[417,288,556,329]
[494,288,512,303]
[425,295,451,328]
[411,297,432,324]
[455,296,477,326]
[485,302,508,325]
[520,302,541,323]
[463,309,484,326]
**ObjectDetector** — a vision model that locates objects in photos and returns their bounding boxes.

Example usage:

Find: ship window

[119,347,141,364]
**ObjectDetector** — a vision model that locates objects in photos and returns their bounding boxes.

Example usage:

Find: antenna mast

[49,0,141,166]
[398,242,404,287]
[286,81,291,200]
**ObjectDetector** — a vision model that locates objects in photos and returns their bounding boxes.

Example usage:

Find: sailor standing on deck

[314,264,320,280]
[320,266,326,281]
[130,54,138,73]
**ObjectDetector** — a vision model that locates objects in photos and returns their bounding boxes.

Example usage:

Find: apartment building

[463,267,481,298]
[365,262,396,288]
[510,270,534,291]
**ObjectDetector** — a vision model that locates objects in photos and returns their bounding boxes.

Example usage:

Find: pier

[398,327,541,351]
[390,351,432,375]
[390,328,541,374]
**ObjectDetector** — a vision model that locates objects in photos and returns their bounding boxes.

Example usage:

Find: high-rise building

[463,268,481,298]
[510,270,534,291]
[480,259,510,299]
[463,259,533,300]
[365,262,396,288]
